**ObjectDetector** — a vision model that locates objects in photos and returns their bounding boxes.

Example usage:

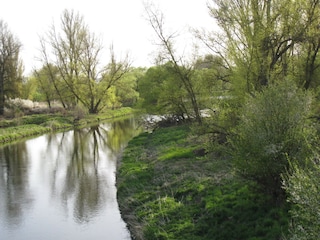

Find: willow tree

[0,20,23,115]
[208,0,317,92]
[40,9,130,113]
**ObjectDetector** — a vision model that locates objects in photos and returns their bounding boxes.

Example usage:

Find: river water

[0,117,141,240]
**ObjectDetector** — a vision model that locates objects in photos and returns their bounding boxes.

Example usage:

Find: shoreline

[0,107,136,145]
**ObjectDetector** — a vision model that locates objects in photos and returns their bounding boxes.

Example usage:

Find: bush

[73,104,88,120]
[283,158,320,240]
[229,80,314,201]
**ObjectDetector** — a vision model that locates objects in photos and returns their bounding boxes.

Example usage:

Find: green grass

[0,107,136,144]
[117,124,289,240]
[158,146,195,161]
[0,113,74,144]
[0,124,51,143]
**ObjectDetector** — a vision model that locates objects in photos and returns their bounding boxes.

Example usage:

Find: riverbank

[0,107,135,144]
[116,124,289,240]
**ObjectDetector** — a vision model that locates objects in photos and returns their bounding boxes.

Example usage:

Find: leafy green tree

[0,20,23,115]
[159,66,190,118]
[33,66,58,108]
[207,0,319,92]
[138,64,190,119]
[114,67,142,107]
[104,86,119,109]
[137,66,163,114]
[21,76,37,100]
[193,55,231,108]
[39,9,130,113]
[230,80,314,202]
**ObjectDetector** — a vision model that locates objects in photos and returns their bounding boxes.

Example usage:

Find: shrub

[283,158,320,240]
[73,104,88,120]
[229,80,314,201]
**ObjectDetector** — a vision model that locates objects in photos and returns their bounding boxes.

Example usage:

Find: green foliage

[283,158,320,240]
[230,80,314,199]
[193,54,231,109]
[115,68,142,107]
[21,76,38,100]
[136,67,160,113]
[32,65,65,107]
[137,64,189,117]
[210,0,319,91]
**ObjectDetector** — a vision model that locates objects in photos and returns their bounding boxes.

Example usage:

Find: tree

[144,4,202,124]
[33,65,60,108]
[207,0,319,92]
[114,67,142,107]
[230,80,314,202]
[137,66,163,114]
[40,9,130,113]
[0,20,23,115]
[193,54,231,108]
[137,64,190,118]
[290,0,320,89]
[37,38,70,109]
[21,76,37,100]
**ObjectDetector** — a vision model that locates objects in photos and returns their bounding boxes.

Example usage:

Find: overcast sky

[0,0,215,75]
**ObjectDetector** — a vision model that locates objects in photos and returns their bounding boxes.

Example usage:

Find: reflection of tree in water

[106,117,141,153]
[46,117,141,224]
[0,142,33,227]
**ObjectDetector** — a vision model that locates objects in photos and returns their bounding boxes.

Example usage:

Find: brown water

[0,117,141,240]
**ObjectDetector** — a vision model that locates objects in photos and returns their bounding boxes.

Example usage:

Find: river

[0,117,141,240]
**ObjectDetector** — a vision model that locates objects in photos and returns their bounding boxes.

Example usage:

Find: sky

[0,0,215,75]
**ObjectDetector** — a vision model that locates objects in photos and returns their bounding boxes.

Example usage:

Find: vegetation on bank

[117,124,289,240]
[0,107,135,144]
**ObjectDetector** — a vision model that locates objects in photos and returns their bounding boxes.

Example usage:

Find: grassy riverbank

[0,107,135,144]
[117,124,289,240]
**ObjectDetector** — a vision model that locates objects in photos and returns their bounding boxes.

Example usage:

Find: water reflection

[0,117,140,240]
[0,142,32,227]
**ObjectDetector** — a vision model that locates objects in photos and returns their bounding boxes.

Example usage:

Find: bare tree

[144,3,202,124]
[0,20,23,115]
